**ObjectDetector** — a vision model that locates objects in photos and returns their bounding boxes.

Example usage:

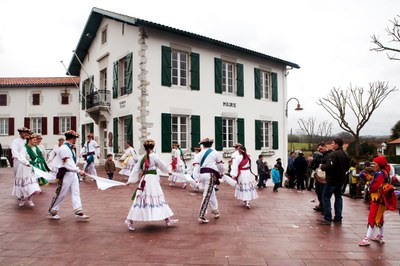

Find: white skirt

[12,164,41,198]
[234,170,258,201]
[119,158,136,176]
[127,174,174,221]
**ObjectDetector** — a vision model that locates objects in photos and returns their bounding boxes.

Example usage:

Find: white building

[0,77,80,160]
[67,7,300,168]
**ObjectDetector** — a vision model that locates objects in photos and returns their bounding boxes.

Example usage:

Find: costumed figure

[47,137,64,172]
[119,141,138,178]
[11,127,32,177]
[168,142,187,188]
[80,133,100,180]
[230,146,258,208]
[125,139,178,231]
[196,138,225,223]
[359,156,397,246]
[12,133,41,207]
[48,130,90,220]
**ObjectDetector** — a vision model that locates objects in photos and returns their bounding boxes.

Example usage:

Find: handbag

[314,168,326,184]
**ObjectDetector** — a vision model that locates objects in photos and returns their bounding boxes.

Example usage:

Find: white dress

[12,146,41,198]
[168,148,187,183]
[127,153,174,221]
[231,154,258,201]
[119,147,138,176]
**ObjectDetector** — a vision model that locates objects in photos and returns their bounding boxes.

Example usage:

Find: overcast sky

[1,0,399,136]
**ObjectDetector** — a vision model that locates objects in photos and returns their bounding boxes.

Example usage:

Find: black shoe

[333,219,342,224]
[317,218,331,225]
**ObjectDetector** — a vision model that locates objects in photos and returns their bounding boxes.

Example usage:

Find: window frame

[100,68,107,91]
[118,57,128,97]
[0,94,7,106]
[171,49,188,88]
[222,118,236,149]
[171,114,189,150]
[101,25,107,45]
[59,117,71,134]
[261,120,272,149]
[31,117,42,134]
[222,61,235,94]
[0,118,8,135]
[260,70,272,100]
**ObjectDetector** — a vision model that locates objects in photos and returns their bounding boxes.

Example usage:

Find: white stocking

[366,225,376,239]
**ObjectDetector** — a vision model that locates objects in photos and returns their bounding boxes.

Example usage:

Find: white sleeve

[120,149,128,160]
[18,148,30,166]
[127,157,141,183]
[80,144,86,155]
[94,141,100,156]
[59,147,79,173]
[11,139,20,158]
[216,152,225,174]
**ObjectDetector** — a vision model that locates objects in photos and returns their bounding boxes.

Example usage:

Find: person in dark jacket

[256,155,268,188]
[276,158,284,187]
[293,152,308,190]
[318,138,350,225]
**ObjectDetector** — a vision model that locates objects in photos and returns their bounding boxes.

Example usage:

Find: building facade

[0,77,80,160]
[67,7,300,167]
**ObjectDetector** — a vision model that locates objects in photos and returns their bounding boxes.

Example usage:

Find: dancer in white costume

[168,142,187,188]
[196,138,225,223]
[12,134,41,207]
[47,137,64,172]
[119,141,138,177]
[80,133,100,180]
[125,139,178,231]
[11,127,32,177]
[48,130,90,220]
[230,146,258,208]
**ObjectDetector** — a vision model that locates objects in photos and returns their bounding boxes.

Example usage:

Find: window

[31,117,42,134]
[260,71,271,99]
[59,117,71,134]
[32,93,40,105]
[0,118,8,135]
[101,26,107,44]
[171,115,188,149]
[222,61,235,94]
[171,50,188,87]
[112,54,132,98]
[0,95,6,106]
[222,118,235,148]
[260,121,272,148]
[100,68,107,91]
[112,115,133,153]
[61,94,69,105]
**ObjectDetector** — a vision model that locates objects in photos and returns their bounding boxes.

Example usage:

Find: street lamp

[285,97,303,152]
[285,97,303,117]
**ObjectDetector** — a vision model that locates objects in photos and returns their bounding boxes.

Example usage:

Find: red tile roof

[388,138,400,144]
[0,77,80,88]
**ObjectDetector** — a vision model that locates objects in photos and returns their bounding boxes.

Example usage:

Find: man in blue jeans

[318,138,350,225]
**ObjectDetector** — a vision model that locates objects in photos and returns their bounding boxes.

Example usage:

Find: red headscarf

[373,156,391,173]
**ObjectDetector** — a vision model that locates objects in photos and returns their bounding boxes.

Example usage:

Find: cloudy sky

[1,0,399,136]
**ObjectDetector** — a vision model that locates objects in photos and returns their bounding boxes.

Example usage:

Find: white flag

[86,174,126,190]
[33,167,57,181]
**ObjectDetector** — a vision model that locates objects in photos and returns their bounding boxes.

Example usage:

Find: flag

[86,174,126,190]
[33,167,57,181]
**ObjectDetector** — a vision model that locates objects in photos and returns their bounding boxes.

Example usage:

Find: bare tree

[317,81,397,156]
[371,15,400,60]
[296,118,333,150]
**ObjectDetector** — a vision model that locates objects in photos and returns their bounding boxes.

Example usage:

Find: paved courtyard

[1,166,400,265]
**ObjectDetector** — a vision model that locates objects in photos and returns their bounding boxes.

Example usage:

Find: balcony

[85,90,111,124]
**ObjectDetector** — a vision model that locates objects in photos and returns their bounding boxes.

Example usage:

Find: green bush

[386,155,400,164]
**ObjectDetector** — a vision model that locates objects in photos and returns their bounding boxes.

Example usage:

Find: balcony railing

[86,90,111,110]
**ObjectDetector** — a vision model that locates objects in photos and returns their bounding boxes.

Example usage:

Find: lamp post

[285,97,303,152]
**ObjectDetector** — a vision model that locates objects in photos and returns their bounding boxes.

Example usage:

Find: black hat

[276,158,281,161]
[198,137,214,145]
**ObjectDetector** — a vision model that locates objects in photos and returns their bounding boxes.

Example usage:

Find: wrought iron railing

[86,90,111,109]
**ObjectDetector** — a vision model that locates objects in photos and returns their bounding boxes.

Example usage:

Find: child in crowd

[105,154,116,180]
[272,164,281,192]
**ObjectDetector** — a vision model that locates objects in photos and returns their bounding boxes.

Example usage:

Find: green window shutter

[237,118,245,146]
[81,81,86,110]
[214,116,223,151]
[81,124,85,147]
[191,115,200,151]
[254,68,261,99]
[272,72,278,102]
[161,46,171,87]
[126,115,133,144]
[89,122,94,134]
[190,52,200,90]
[113,61,118,99]
[161,113,172,152]
[126,53,133,94]
[113,118,119,153]
[236,63,244,97]
[255,120,262,150]
[272,121,279,149]
[214,58,222,94]
[89,76,94,93]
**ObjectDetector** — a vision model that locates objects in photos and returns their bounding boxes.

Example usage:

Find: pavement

[1,166,400,266]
